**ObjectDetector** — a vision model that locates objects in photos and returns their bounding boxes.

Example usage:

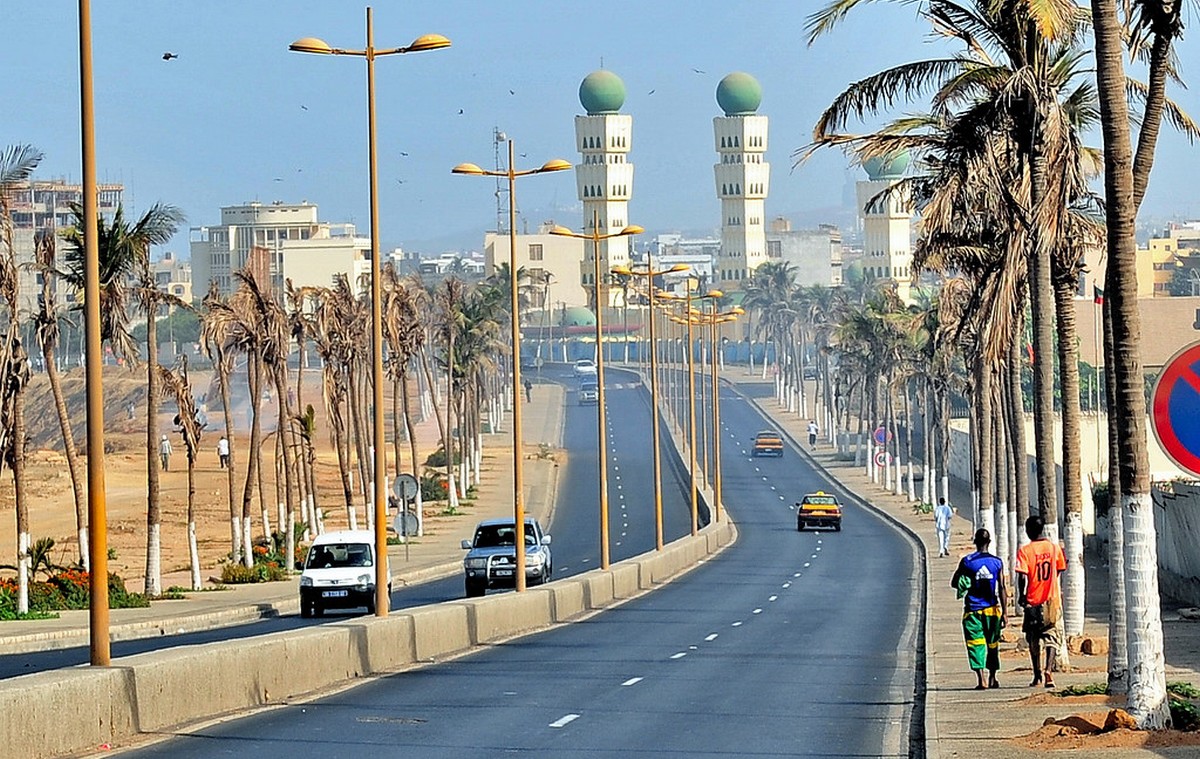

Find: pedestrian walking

[158,434,173,471]
[807,420,819,448]
[1016,515,1067,688]
[934,497,955,557]
[951,528,1006,689]
[127,401,136,420]
[217,436,230,469]
[523,378,533,403]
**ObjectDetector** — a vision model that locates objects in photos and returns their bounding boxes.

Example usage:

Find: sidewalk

[0,383,565,656]
[732,376,1200,758]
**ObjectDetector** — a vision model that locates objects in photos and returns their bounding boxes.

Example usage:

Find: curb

[731,383,930,759]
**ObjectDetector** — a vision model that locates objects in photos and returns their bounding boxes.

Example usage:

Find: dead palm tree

[0,143,41,613]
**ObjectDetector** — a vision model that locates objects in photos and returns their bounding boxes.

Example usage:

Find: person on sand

[1016,514,1067,688]
[158,434,173,471]
[951,528,1007,689]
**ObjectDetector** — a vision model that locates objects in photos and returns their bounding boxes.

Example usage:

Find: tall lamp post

[692,305,743,524]
[662,287,722,534]
[453,145,570,591]
[551,215,642,568]
[613,264,688,551]
[291,9,450,617]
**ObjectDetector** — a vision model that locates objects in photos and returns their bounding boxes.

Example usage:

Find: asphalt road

[118,377,921,758]
[0,365,691,680]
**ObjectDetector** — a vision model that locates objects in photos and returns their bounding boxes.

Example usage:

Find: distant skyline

[4,1,1199,258]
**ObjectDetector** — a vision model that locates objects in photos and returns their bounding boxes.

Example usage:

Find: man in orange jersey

[1015,515,1067,688]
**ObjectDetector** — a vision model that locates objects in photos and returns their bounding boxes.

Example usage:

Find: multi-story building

[484,224,587,310]
[1141,223,1200,296]
[713,72,770,288]
[856,153,915,302]
[765,218,843,287]
[153,250,192,304]
[647,233,719,288]
[4,179,123,316]
[576,70,634,308]
[190,201,369,297]
[417,251,486,279]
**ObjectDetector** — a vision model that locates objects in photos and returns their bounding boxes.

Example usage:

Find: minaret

[576,70,634,310]
[857,152,914,302]
[713,72,769,287]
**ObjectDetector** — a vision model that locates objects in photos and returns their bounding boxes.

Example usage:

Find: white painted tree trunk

[145,524,162,597]
[230,516,242,563]
[285,510,295,578]
[347,501,358,531]
[17,531,29,614]
[1008,508,1019,590]
[415,490,425,537]
[364,488,374,531]
[979,506,995,548]
[276,501,285,539]
[312,495,324,535]
[260,504,272,541]
[941,475,950,513]
[971,488,979,530]
[1123,491,1170,728]
[885,453,893,490]
[906,461,915,502]
[188,521,202,590]
[448,473,460,511]
[1108,496,1128,694]
[78,526,90,574]
[242,520,253,569]
[996,501,1009,584]
[1062,510,1086,636]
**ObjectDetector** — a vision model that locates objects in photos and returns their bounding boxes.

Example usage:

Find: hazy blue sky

[3,1,1199,257]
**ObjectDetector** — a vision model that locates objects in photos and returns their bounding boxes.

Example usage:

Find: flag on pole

[1093,285,1104,305]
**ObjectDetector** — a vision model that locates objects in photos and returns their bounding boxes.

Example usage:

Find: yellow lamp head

[452,162,486,175]
[539,159,573,173]
[289,37,333,54]
[406,33,452,52]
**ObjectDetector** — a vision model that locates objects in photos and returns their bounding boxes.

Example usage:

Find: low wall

[5,520,736,759]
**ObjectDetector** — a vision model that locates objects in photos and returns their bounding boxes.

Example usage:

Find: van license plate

[494,569,513,577]
[323,590,349,598]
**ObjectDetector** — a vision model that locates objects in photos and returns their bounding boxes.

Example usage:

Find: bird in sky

[162,52,179,61]
[509,89,515,95]
[691,67,705,74]
[399,151,409,157]
[648,89,656,95]
[273,178,282,182]
[458,108,465,114]
[300,105,308,111]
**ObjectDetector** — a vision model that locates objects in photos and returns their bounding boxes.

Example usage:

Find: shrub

[221,561,287,584]
[423,446,460,468]
[0,571,147,615]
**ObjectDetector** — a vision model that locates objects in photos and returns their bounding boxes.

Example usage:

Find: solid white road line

[550,714,580,728]
[622,677,643,687]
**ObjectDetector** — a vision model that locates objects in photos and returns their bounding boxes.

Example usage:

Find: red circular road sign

[1151,341,1200,477]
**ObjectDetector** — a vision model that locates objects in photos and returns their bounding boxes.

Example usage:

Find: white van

[299,530,389,617]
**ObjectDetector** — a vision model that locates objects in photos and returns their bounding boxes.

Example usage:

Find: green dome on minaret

[864,151,911,180]
[716,72,762,116]
[579,70,626,114]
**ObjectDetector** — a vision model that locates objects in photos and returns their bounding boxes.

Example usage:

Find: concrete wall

[1096,481,1200,607]
[6,520,737,758]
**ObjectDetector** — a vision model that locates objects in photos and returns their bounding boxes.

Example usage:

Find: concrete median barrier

[336,614,417,672]
[407,603,472,661]
[0,667,134,758]
[537,581,586,621]
[582,571,615,608]
[462,590,554,643]
[611,563,641,598]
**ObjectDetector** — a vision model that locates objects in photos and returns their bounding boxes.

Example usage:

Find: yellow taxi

[752,430,784,457]
[796,491,842,532]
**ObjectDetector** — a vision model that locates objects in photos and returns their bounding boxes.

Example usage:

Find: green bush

[424,446,460,468]
[221,561,288,584]
[0,571,147,616]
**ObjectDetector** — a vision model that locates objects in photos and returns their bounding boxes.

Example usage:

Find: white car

[299,530,390,617]
[573,359,597,378]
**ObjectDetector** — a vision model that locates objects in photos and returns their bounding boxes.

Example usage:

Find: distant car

[802,366,817,380]
[797,491,842,531]
[579,380,599,405]
[573,359,597,378]
[461,517,553,597]
[752,430,784,457]
[299,529,391,617]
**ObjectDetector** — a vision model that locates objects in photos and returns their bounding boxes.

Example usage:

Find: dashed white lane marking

[754,467,760,473]
[779,495,785,501]
[670,652,687,660]
[732,621,743,627]
[621,532,626,537]
[782,582,791,588]
[770,485,776,491]
[789,504,795,510]
[768,595,778,602]
[616,541,622,546]
[793,572,802,577]
[705,633,718,641]
[550,714,580,728]
[761,477,768,482]
[752,608,763,615]
[688,645,698,650]
[816,547,821,552]
[811,554,818,559]
[622,677,643,687]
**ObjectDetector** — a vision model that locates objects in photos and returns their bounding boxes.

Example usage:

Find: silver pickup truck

[461,517,553,597]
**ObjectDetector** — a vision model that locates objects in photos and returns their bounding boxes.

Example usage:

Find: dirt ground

[1014,693,1200,751]
[0,364,453,592]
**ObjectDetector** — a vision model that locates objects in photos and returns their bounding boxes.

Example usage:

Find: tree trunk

[144,304,162,596]
[976,357,995,541]
[1091,0,1168,727]
[1056,278,1086,637]
[995,374,1011,599]
[274,364,297,576]
[1008,332,1031,548]
[215,348,241,562]
[41,339,88,570]
[241,352,263,568]
[1102,295,1128,695]
[186,447,201,590]
[13,379,30,614]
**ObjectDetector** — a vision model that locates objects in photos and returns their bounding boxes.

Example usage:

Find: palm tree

[383,266,427,528]
[311,275,360,528]
[200,282,243,561]
[32,227,88,570]
[62,200,184,595]
[0,144,41,613]
[1089,0,1192,728]
[158,356,203,589]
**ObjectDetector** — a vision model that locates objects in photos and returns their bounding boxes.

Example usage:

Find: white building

[647,233,720,287]
[856,153,915,303]
[152,250,192,304]
[576,70,634,308]
[765,218,843,287]
[713,72,770,287]
[417,252,486,278]
[190,201,369,297]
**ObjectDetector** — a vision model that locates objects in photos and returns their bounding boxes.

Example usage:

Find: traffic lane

[119,387,917,758]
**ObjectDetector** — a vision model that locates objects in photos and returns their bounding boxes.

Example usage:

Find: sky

[3,1,1199,259]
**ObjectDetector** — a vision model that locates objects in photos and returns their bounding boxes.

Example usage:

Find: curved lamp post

[613,265,689,550]
[689,305,743,524]
[291,9,450,617]
[661,287,722,534]
[551,216,642,568]
[453,148,570,591]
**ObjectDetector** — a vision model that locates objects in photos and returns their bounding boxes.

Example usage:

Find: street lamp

[291,8,449,617]
[613,264,688,551]
[453,145,570,591]
[551,215,643,568]
[689,305,743,524]
[661,286,722,534]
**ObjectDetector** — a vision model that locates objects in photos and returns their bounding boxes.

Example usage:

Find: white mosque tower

[713,72,769,287]
[856,151,914,303]
[576,70,633,309]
